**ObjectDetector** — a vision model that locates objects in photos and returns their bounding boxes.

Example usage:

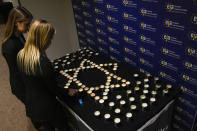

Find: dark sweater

[2,34,26,103]
[20,55,66,122]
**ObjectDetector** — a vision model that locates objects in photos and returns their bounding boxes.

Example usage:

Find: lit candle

[126,112,133,120]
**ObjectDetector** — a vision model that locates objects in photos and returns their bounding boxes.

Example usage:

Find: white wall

[20,0,79,60]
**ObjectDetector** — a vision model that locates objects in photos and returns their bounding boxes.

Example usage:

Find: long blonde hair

[2,7,33,43]
[17,19,55,75]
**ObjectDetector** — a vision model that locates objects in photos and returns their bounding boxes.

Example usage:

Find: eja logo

[182,74,190,81]
[188,31,197,41]
[163,34,171,42]
[96,28,101,33]
[123,36,129,42]
[122,0,128,6]
[95,18,99,23]
[95,8,99,13]
[141,8,147,16]
[184,61,193,69]
[123,25,129,31]
[140,35,146,41]
[106,4,111,9]
[139,58,145,64]
[191,15,197,24]
[140,22,147,29]
[159,71,166,77]
[161,60,168,66]
[107,27,113,32]
[187,47,196,55]
[161,48,169,55]
[107,16,112,21]
[139,47,146,53]
[164,19,172,27]
[108,37,113,42]
[97,38,102,43]
[166,3,174,12]
[123,12,129,18]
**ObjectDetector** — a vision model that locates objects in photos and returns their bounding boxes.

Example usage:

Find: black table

[53,48,180,131]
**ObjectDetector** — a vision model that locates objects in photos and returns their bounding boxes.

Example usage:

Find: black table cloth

[53,48,180,131]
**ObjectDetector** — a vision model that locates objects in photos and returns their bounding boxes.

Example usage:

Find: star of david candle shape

[60,59,131,106]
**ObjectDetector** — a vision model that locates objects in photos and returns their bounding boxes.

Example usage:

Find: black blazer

[20,55,66,122]
[2,34,26,103]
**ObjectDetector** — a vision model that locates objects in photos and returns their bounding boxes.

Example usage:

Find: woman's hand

[68,89,78,96]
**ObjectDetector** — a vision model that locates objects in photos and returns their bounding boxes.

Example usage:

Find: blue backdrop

[71,0,197,130]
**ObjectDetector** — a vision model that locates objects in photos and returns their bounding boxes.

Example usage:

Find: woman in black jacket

[1,7,33,104]
[17,19,77,131]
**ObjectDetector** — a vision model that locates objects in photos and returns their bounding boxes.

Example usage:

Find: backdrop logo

[124,47,136,56]
[85,30,95,37]
[87,38,95,45]
[108,37,119,45]
[140,35,146,41]
[124,57,137,66]
[110,56,120,62]
[98,47,108,54]
[96,28,106,36]
[123,25,129,31]
[74,14,82,20]
[163,34,171,42]
[108,27,113,32]
[109,46,120,54]
[140,22,146,29]
[123,12,129,18]
[96,28,101,33]
[96,18,104,25]
[106,4,111,9]
[97,37,105,45]
[81,1,90,7]
[122,0,137,8]
[124,36,129,42]
[139,58,145,64]
[191,15,197,24]
[83,11,92,17]
[161,60,168,67]
[107,27,119,35]
[176,106,183,112]
[164,19,173,28]
[182,74,190,81]
[84,21,93,27]
[95,8,99,13]
[159,71,166,78]
[77,31,85,38]
[188,31,197,41]
[107,16,112,22]
[73,5,81,11]
[94,0,103,4]
[184,61,193,69]
[174,115,181,121]
[166,3,174,12]
[123,0,128,6]
[76,23,84,29]
[141,8,147,16]
[95,8,104,15]
[139,47,155,57]
[79,40,86,45]
[187,47,196,56]
[161,48,169,55]
[139,47,146,53]
[139,68,150,74]
[106,4,118,12]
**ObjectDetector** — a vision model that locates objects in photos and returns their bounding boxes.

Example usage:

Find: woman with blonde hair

[2,6,33,104]
[17,19,77,131]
